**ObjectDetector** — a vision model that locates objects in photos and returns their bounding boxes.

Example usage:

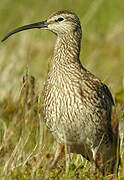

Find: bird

[1,10,120,175]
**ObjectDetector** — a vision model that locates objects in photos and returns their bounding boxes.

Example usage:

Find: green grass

[0,0,124,179]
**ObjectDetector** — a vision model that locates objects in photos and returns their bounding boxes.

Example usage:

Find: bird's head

[47,10,81,35]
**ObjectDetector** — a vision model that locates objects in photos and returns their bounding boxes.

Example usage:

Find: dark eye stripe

[55,17,64,22]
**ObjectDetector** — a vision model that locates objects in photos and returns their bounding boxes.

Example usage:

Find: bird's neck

[52,32,82,67]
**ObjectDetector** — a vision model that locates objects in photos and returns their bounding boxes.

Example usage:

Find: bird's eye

[56,17,64,22]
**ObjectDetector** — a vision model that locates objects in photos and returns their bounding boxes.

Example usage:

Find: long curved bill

[1,20,48,42]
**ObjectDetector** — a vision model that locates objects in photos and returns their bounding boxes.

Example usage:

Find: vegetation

[0,0,124,179]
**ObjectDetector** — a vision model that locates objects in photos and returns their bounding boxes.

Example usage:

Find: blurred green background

[0,0,124,100]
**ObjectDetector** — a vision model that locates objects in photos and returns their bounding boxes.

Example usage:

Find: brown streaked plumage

[1,10,120,175]
[49,10,74,18]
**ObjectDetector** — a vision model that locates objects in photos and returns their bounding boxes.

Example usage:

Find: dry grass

[0,70,123,179]
[0,0,124,179]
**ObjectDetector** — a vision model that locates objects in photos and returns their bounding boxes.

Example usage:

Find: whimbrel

[2,10,119,175]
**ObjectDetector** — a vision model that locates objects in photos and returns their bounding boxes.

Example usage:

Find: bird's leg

[92,134,105,171]
[49,142,71,174]
[49,143,64,169]
[91,148,97,172]
[64,144,71,174]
